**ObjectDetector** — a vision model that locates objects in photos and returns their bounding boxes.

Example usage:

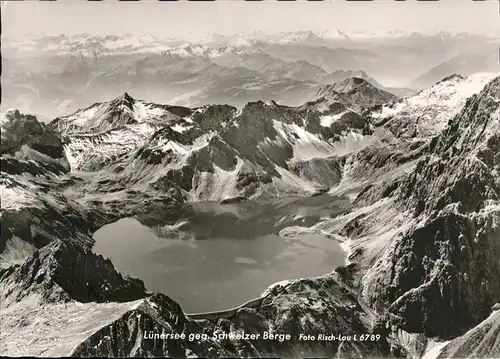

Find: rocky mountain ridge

[311,75,500,356]
[370,72,499,139]
[50,78,388,203]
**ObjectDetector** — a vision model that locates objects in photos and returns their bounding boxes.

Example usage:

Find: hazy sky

[3,1,500,40]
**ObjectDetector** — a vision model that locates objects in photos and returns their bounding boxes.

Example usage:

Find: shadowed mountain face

[353,76,500,339]
[1,73,499,358]
[1,110,70,172]
[316,77,398,111]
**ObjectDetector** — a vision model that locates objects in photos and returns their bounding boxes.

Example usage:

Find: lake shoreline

[93,195,349,313]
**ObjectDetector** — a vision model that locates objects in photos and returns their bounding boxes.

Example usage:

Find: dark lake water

[93,195,349,313]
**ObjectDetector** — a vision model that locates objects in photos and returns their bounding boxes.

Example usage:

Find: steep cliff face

[291,157,345,189]
[337,76,500,340]
[69,293,231,358]
[370,72,498,138]
[0,113,110,266]
[0,240,145,307]
[1,109,70,172]
[436,306,500,358]
[0,155,114,266]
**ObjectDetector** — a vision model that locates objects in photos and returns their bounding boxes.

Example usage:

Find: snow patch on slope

[154,132,215,166]
[319,112,346,128]
[0,182,39,212]
[0,237,37,269]
[189,157,245,201]
[272,120,336,162]
[274,165,318,194]
[372,72,499,137]
[421,340,450,359]
[64,123,158,171]
[131,101,169,122]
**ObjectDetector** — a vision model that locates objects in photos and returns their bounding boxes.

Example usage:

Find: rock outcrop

[0,240,145,307]
[1,109,70,172]
[437,308,500,358]
[0,246,406,358]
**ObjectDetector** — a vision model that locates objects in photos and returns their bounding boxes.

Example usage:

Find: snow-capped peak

[371,72,500,137]
[320,29,352,41]
[50,94,189,135]
[109,92,136,113]
[435,74,466,85]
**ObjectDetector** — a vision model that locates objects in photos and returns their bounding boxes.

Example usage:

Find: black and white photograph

[1,1,500,358]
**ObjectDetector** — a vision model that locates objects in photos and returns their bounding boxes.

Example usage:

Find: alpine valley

[1,64,500,358]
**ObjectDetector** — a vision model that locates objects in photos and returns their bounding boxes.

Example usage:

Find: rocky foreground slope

[313,75,500,356]
[1,74,499,358]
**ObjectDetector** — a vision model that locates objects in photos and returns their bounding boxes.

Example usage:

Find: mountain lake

[93,194,350,313]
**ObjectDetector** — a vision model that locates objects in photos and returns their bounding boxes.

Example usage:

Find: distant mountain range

[3,31,498,119]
